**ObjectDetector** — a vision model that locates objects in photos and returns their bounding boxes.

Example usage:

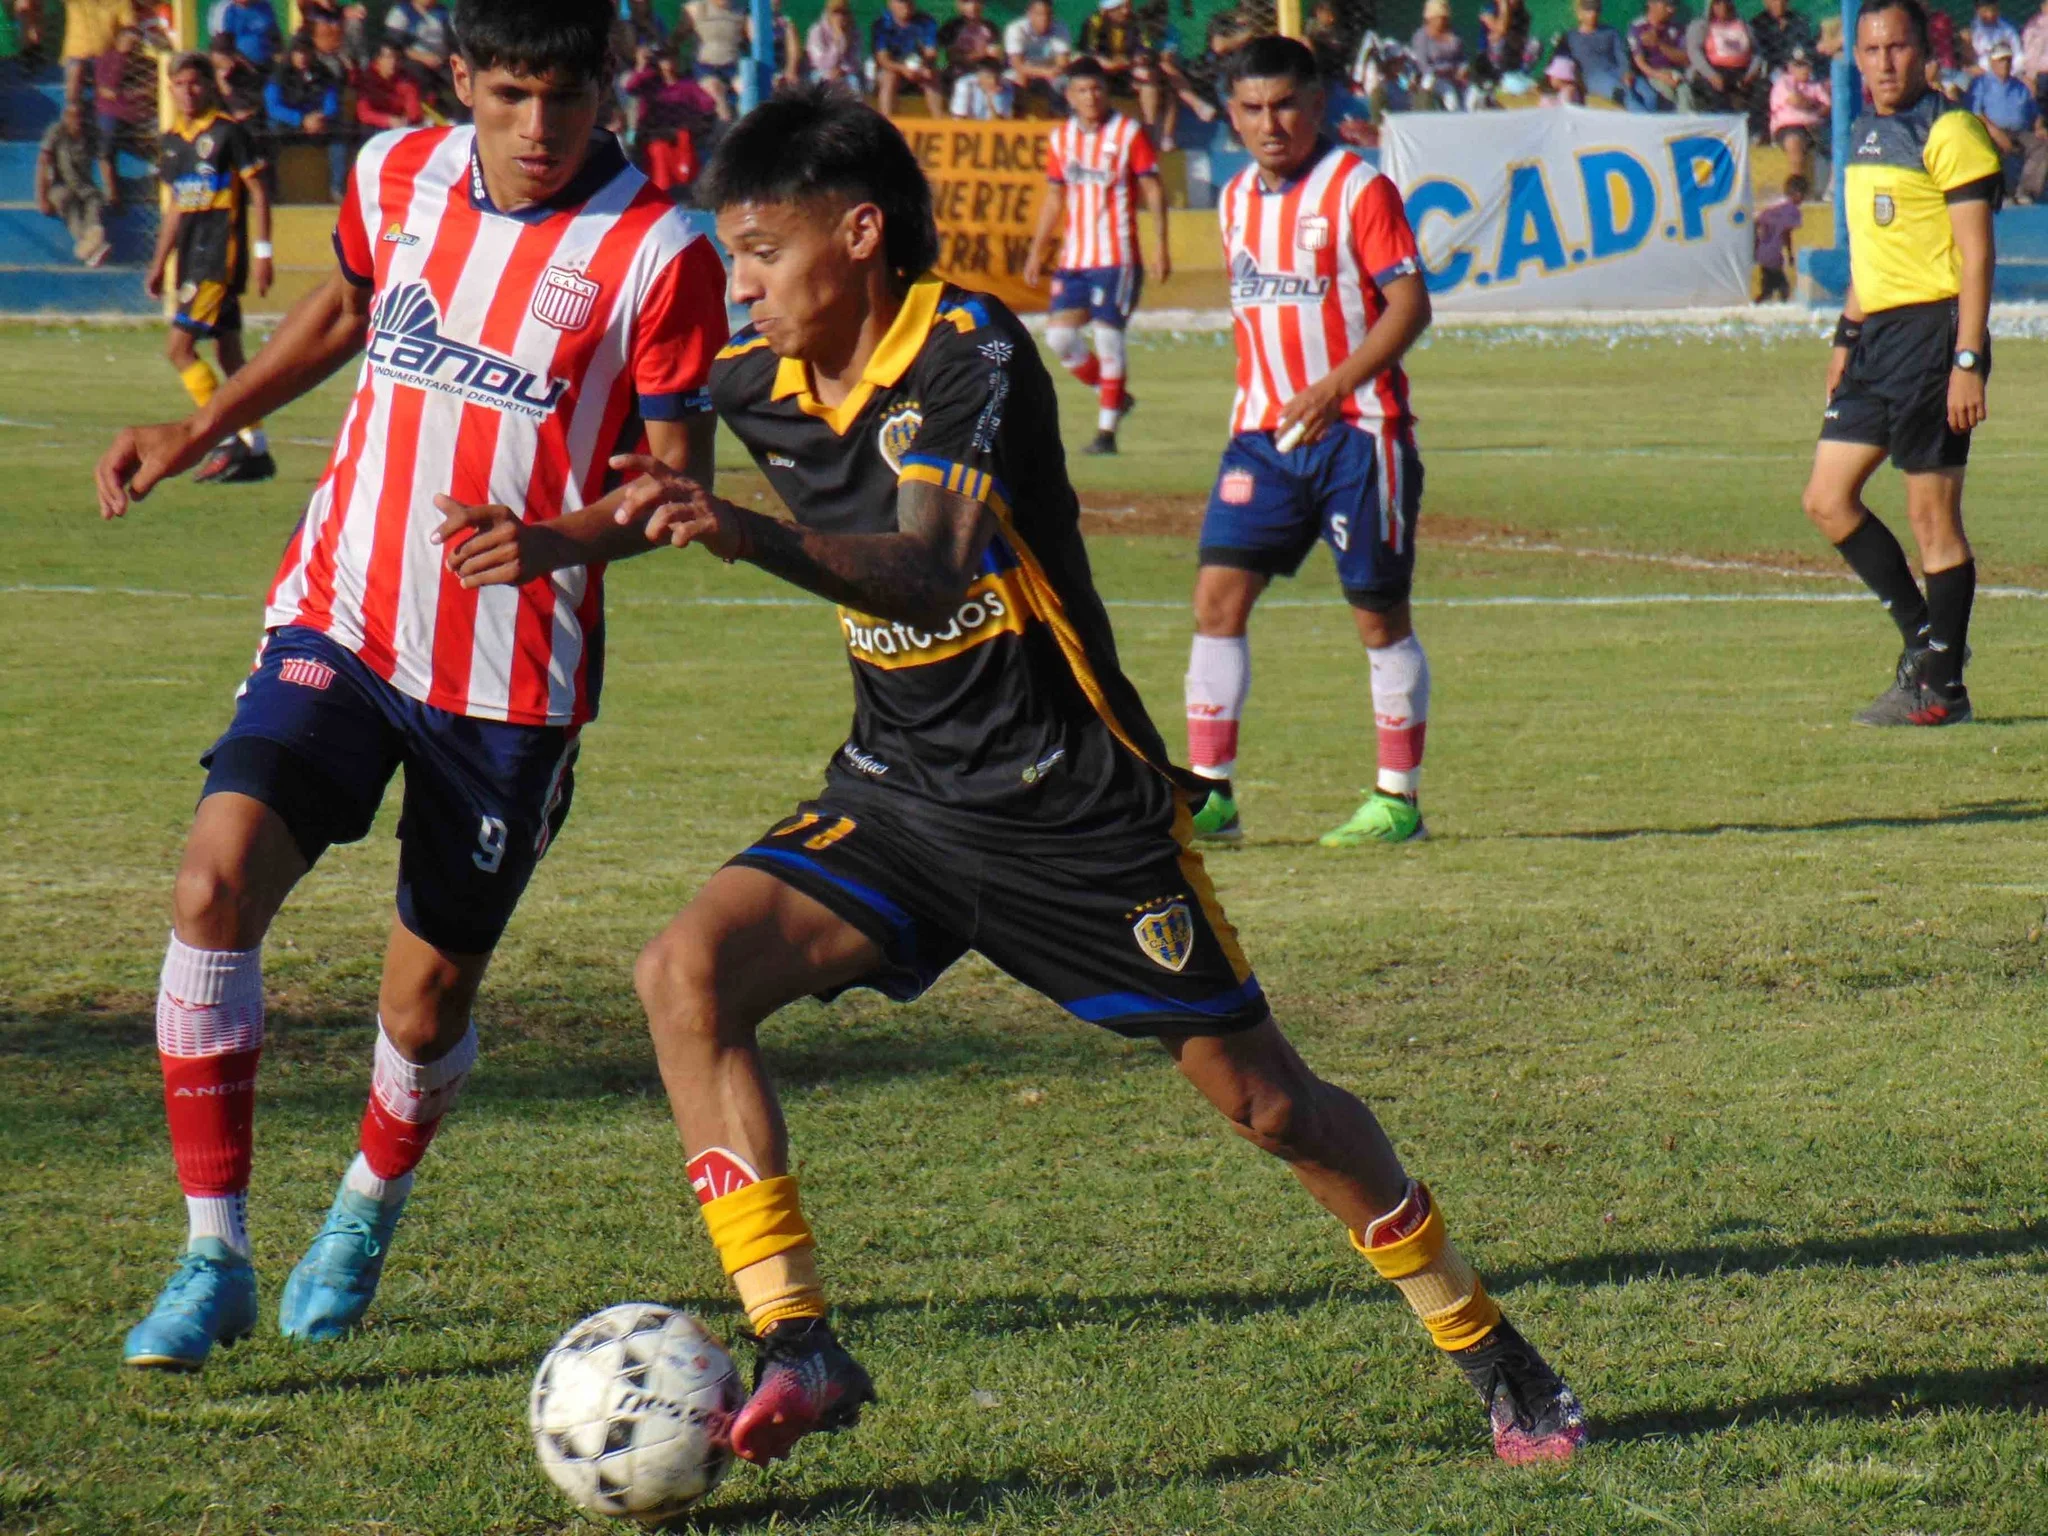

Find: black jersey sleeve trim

[333,229,374,288]
[1945,173,2001,205]
[639,388,715,421]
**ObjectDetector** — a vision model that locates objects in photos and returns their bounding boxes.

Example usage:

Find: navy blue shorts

[200,626,578,955]
[1199,422,1423,611]
[1049,265,1143,329]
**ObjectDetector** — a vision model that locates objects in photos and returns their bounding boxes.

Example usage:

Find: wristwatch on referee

[1953,347,1986,374]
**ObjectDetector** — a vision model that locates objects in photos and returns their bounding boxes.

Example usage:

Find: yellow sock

[1352,1182,1502,1353]
[698,1173,828,1333]
[178,360,220,410]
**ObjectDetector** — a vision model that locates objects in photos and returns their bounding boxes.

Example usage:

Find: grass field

[6,322,2048,1535]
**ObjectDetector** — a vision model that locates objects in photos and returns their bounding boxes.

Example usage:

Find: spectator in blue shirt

[266,32,348,200]
[217,0,282,70]
[384,0,454,93]
[871,0,945,115]
[1554,0,1629,101]
[1969,39,2048,198]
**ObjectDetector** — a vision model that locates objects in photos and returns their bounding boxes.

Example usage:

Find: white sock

[343,1153,417,1207]
[240,426,267,454]
[1095,323,1128,431]
[186,1193,250,1257]
[1185,633,1250,783]
[1044,323,1092,374]
[1369,634,1430,798]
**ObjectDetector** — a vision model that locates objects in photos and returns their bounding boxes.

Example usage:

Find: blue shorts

[200,626,579,955]
[1199,422,1423,611]
[1049,265,1143,329]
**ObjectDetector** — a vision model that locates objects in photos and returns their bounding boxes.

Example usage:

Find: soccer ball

[529,1303,745,1525]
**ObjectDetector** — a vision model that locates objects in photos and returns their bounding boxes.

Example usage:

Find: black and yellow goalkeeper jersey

[710,275,1202,833]
[157,112,265,293]
[1843,89,2001,314]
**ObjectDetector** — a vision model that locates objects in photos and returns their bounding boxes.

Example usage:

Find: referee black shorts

[728,788,1269,1040]
[1819,298,1979,473]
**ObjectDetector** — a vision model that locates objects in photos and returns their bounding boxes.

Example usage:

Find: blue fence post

[1830,0,1856,254]
[740,0,775,113]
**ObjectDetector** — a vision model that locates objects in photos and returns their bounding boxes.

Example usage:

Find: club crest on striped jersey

[366,281,568,420]
[877,400,922,473]
[532,264,601,332]
[1296,215,1331,252]
[1132,900,1195,972]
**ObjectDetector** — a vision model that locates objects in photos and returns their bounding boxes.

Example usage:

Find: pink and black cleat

[729,1316,877,1466]
[1451,1318,1588,1464]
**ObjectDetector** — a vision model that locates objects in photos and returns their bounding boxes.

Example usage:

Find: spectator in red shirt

[623,44,717,195]
[355,38,424,129]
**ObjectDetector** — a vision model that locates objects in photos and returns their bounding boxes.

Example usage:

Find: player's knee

[1800,480,1854,535]
[172,854,254,947]
[634,924,723,1038]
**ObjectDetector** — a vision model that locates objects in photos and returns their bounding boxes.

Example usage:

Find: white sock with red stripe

[1369,634,1429,798]
[1186,634,1250,785]
[1094,324,1127,431]
[342,1019,478,1207]
[1045,323,1101,387]
[157,935,264,1258]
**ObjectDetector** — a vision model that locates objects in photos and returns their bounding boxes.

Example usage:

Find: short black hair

[454,0,614,85]
[701,85,940,287]
[1066,55,1107,81]
[1856,0,1929,48]
[1224,33,1322,92]
[170,49,213,79]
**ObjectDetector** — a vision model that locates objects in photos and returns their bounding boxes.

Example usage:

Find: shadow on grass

[228,1350,540,1399]
[1600,1360,2048,1442]
[1503,798,2048,842]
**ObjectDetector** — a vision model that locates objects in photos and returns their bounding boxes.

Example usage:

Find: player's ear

[451,53,475,110]
[842,202,886,265]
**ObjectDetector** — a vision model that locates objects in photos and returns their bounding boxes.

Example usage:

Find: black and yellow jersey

[710,275,1202,834]
[1843,89,2001,313]
[158,112,266,293]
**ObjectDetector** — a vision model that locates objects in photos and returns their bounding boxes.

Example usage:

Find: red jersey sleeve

[1045,135,1066,185]
[1352,173,1421,291]
[633,235,731,420]
[1127,126,1159,178]
[333,160,374,289]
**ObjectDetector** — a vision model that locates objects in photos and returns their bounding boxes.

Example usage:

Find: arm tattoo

[730,480,997,626]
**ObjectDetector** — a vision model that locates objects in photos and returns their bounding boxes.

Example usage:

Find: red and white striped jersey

[264,126,729,728]
[1045,112,1157,270]
[1219,143,1421,436]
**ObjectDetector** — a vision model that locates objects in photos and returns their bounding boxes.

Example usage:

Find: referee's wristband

[1832,315,1862,349]
[253,240,275,260]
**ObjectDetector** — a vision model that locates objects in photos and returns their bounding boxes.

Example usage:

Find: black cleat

[728,1316,876,1466]
[1450,1318,1587,1464]
[215,449,277,484]
[191,439,246,484]
[1083,430,1118,455]
[1855,647,1971,726]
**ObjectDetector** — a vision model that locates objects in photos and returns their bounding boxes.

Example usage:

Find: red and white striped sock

[157,934,264,1257]
[1185,633,1250,785]
[1369,634,1430,798]
[343,1019,478,1206]
[1095,323,1127,432]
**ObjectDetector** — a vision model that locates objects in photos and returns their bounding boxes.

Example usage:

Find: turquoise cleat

[123,1239,259,1371]
[278,1187,405,1341]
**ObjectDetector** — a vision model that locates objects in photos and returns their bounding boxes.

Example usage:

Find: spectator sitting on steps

[1555,0,1630,104]
[1410,0,1469,109]
[355,38,425,130]
[266,31,347,201]
[950,51,1015,116]
[1967,38,2048,200]
[1541,50,1586,101]
[807,0,865,93]
[36,101,115,267]
[1687,0,1763,119]
[872,0,946,116]
[1768,44,1830,182]
[1626,0,1694,111]
[1750,0,1815,76]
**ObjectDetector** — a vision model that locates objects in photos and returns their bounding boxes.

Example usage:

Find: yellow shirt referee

[1799,0,1998,728]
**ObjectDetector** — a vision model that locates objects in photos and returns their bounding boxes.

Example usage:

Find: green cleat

[1319,791,1427,848]
[1190,787,1242,844]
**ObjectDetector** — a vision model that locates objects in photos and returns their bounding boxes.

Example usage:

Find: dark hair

[207,31,239,54]
[1856,0,1929,47]
[1066,55,1108,81]
[170,49,214,79]
[454,0,614,84]
[1224,33,1322,92]
[700,85,939,286]
[1783,172,1810,198]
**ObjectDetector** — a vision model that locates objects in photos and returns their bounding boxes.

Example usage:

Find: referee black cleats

[1450,1318,1588,1465]
[728,1316,876,1466]
[1855,647,1972,727]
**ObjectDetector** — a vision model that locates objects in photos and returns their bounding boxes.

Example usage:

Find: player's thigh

[970,804,1267,1040]
[1048,268,1099,322]
[1199,432,1319,585]
[1314,423,1420,613]
[392,711,579,957]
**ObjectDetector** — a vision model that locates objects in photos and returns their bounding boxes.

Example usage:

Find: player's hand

[432,495,561,588]
[144,260,166,299]
[1947,367,1987,433]
[254,255,274,298]
[1022,252,1045,288]
[607,453,746,560]
[95,421,207,519]
[1824,345,1849,402]
[1276,377,1345,450]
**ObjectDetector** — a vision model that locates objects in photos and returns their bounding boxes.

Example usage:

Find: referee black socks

[1834,514,1931,645]
[1924,560,1977,696]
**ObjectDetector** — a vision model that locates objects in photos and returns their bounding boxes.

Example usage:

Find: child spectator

[938,0,1001,80]
[1768,45,1830,182]
[1753,171,1804,301]
[62,0,135,107]
[807,0,864,91]
[949,51,1015,116]
[93,26,154,165]
[1410,0,1469,108]
[1542,50,1585,101]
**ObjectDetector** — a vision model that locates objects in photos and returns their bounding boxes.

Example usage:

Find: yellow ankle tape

[1351,1186,1502,1353]
[734,1247,827,1333]
[699,1174,815,1276]
[178,360,219,409]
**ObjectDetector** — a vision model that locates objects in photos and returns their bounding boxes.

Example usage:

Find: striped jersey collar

[466,130,630,224]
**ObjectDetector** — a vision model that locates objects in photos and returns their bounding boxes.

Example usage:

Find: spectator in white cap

[1410,0,1469,108]
[1967,37,2048,198]
[1969,0,2022,75]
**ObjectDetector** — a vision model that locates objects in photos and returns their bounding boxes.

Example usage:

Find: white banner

[1379,107,1752,311]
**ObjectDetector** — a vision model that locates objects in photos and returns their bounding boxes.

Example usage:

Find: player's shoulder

[710,323,780,402]
[1926,96,1999,160]
[916,283,1031,376]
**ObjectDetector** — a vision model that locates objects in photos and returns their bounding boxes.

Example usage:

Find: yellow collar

[771,274,943,435]
[176,110,222,140]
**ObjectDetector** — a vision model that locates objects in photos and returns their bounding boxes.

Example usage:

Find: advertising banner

[898,119,1055,314]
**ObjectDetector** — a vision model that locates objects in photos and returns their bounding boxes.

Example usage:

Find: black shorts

[728,789,1268,1039]
[1820,298,1977,472]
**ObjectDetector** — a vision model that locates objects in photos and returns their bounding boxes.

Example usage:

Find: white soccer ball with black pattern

[529,1303,744,1525]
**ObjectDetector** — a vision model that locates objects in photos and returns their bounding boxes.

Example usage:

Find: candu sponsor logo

[838,571,1031,668]
[366,282,568,419]
[1230,251,1331,305]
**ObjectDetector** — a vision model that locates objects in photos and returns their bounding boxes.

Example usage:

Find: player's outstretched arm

[435,417,716,587]
[608,454,998,628]
[1276,271,1431,448]
[95,270,372,519]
